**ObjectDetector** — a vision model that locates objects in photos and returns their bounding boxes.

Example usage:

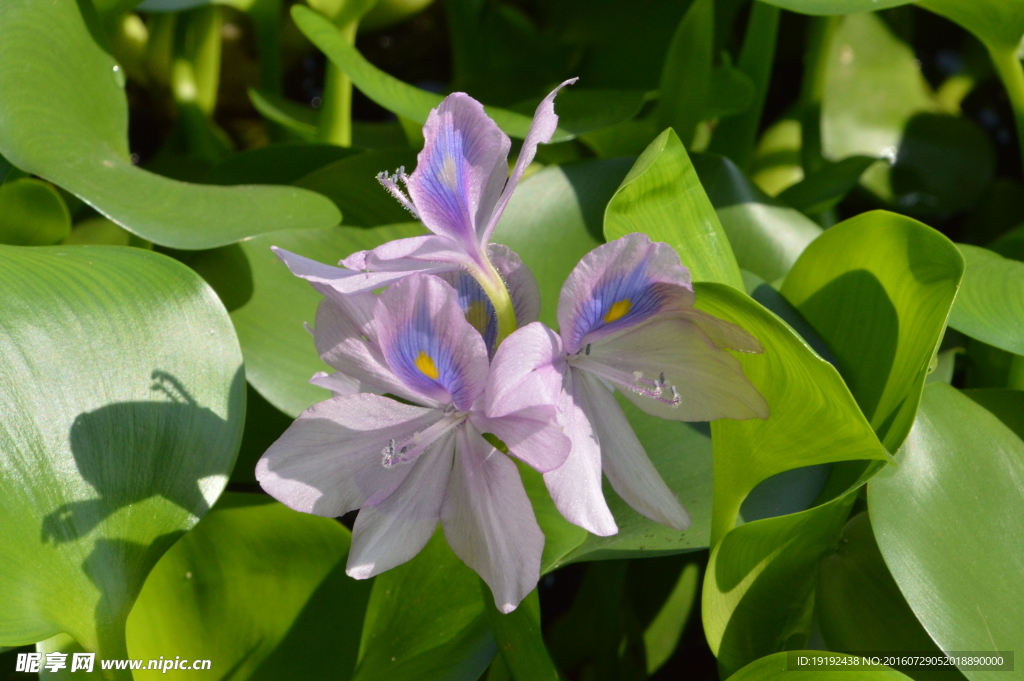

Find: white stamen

[377,166,420,219]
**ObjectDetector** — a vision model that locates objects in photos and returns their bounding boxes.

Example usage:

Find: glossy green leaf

[605,129,744,290]
[494,159,632,328]
[231,385,293,484]
[730,651,915,681]
[291,5,572,142]
[0,0,340,250]
[750,119,805,197]
[658,0,713,148]
[704,494,856,675]
[0,246,243,664]
[248,88,319,141]
[485,589,559,681]
[0,179,71,246]
[692,153,822,283]
[353,530,496,681]
[869,384,1024,678]
[781,211,964,452]
[777,155,875,215]
[695,282,887,540]
[989,223,1024,262]
[947,244,1024,355]
[182,223,425,418]
[126,493,371,680]
[817,512,962,681]
[295,150,419,227]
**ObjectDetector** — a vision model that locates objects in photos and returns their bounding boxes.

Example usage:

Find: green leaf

[0,0,340,250]
[695,282,887,540]
[692,153,822,283]
[0,179,71,246]
[820,14,935,196]
[353,531,496,681]
[817,512,963,681]
[709,1,781,170]
[181,223,426,418]
[295,150,420,227]
[643,561,699,674]
[729,651,915,681]
[0,246,243,664]
[494,159,632,328]
[63,217,150,248]
[869,384,1024,678]
[780,211,964,452]
[657,0,713,148]
[705,65,757,120]
[484,589,559,681]
[205,143,359,186]
[777,155,875,215]
[703,494,856,675]
[510,88,650,137]
[918,0,1024,54]
[605,129,744,290]
[961,388,1024,440]
[291,5,572,142]
[126,493,371,680]
[248,87,319,141]
[947,244,1024,355]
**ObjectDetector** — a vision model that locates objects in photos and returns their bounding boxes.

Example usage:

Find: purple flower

[543,234,770,536]
[275,80,575,345]
[256,274,569,613]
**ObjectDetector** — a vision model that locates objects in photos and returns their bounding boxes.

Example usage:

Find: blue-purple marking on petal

[567,257,671,351]
[416,116,477,244]
[387,298,472,407]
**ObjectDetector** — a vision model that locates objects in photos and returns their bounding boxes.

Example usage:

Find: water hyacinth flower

[256,273,570,613]
[541,234,770,536]
[275,78,576,346]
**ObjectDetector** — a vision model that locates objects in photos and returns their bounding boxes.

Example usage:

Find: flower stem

[478,262,518,346]
[317,22,358,147]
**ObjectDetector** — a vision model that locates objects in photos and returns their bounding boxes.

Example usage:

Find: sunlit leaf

[692,153,821,283]
[947,244,1024,355]
[781,211,964,453]
[730,651,915,681]
[0,246,243,662]
[605,129,744,290]
[0,0,340,250]
[869,384,1024,680]
[126,493,371,680]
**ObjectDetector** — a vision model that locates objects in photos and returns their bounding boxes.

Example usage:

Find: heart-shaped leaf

[0,245,243,664]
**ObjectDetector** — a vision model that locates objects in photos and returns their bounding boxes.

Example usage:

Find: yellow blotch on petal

[604,299,632,323]
[439,155,459,189]
[415,351,440,380]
